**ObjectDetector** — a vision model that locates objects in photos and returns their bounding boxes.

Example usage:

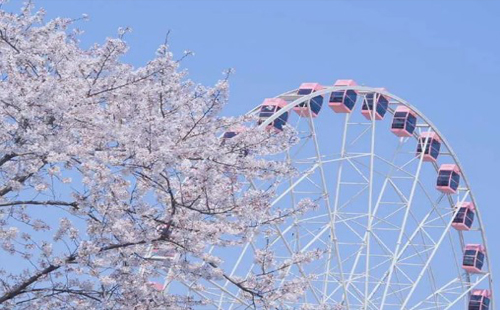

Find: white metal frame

[163,85,493,310]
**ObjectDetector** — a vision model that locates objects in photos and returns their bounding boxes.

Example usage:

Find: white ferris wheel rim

[249,85,494,309]
[164,85,494,309]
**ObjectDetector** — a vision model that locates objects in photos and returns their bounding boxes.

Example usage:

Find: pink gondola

[222,125,246,139]
[436,164,460,194]
[149,281,165,291]
[452,202,475,231]
[462,244,485,273]
[391,106,417,137]
[151,246,176,260]
[328,79,358,113]
[258,98,289,131]
[416,132,441,162]
[361,88,389,120]
[468,289,491,310]
[222,125,249,156]
[293,83,324,117]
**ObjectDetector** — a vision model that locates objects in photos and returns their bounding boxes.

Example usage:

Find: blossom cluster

[0,3,316,309]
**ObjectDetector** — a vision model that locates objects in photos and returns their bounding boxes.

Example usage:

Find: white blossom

[0,3,309,308]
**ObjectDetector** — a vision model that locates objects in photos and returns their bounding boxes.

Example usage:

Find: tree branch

[0,200,77,208]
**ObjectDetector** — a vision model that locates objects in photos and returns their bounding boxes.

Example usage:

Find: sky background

[4,0,500,302]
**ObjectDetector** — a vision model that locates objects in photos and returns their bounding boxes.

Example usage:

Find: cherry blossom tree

[0,3,317,309]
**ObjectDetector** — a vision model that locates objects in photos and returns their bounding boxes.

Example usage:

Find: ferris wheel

[160,80,494,310]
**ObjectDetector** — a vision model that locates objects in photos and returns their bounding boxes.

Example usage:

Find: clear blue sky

[5,0,500,300]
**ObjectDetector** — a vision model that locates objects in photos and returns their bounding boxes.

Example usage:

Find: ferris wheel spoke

[360,95,382,309]
[342,139,407,307]
[367,202,440,301]
[345,158,371,183]
[215,240,254,308]
[397,199,466,309]
[270,222,323,303]
[205,279,253,308]
[374,154,420,178]
[219,165,322,308]
[332,271,378,309]
[175,279,231,308]
[290,135,313,160]
[325,247,371,301]
[338,185,369,212]
[348,124,372,147]
[270,163,320,205]
[285,149,302,253]
[303,110,352,306]
[378,135,432,309]
[410,277,462,310]
[419,186,470,297]
[365,152,447,305]
[367,189,453,301]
